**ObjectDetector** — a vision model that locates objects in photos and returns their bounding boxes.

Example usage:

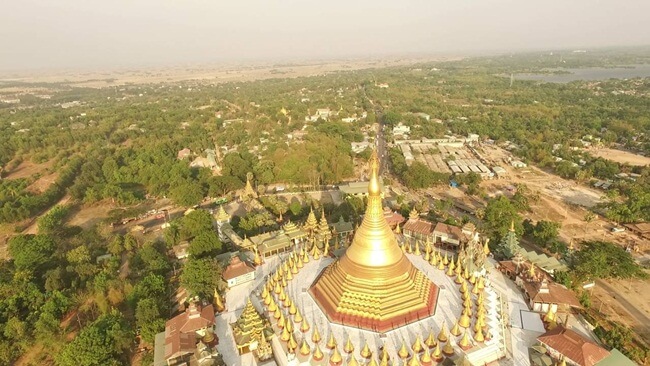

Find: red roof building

[222,256,256,288]
[537,326,610,366]
[433,222,462,246]
[403,218,435,242]
[383,208,405,228]
[160,302,215,365]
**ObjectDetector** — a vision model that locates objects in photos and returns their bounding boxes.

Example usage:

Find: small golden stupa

[309,150,438,332]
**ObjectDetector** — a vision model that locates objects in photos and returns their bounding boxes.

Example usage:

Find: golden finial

[313,343,325,361]
[344,335,355,353]
[330,346,343,365]
[425,330,437,348]
[437,321,448,342]
[300,317,310,333]
[412,334,423,353]
[368,149,381,196]
[288,333,298,352]
[379,346,389,364]
[312,324,322,343]
[474,328,485,343]
[293,308,302,322]
[458,329,471,349]
[327,332,337,349]
[407,353,421,366]
[300,338,311,355]
[398,339,410,359]
[431,342,442,360]
[421,348,432,364]
[280,325,291,341]
[453,318,464,334]
[442,340,454,356]
[348,355,360,366]
[360,340,372,359]
[543,307,556,323]
[213,288,225,312]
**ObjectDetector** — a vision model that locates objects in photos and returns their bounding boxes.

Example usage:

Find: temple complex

[309,150,439,332]
[231,299,274,361]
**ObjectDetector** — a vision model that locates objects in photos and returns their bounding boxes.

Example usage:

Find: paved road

[596,279,650,333]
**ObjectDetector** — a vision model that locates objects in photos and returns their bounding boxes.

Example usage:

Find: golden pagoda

[312,325,322,343]
[348,355,360,366]
[231,298,273,354]
[304,207,318,235]
[313,343,325,361]
[344,336,355,353]
[398,339,410,359]
[327,332,337,349]
[425,330,437,348]
[330,346,343,366]
[412,334,424,353]
[300,317,310,333]
[242,172,258,200]
[407,353,421,366]
[431,343,443,361]
[213,288,225,312]
[300,338,311,356]
[317,209,332,243]
[360,340,372,359]
[256,330,274,361]
[309,150,438,332]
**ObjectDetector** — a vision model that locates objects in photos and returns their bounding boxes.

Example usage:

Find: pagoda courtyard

[215,151,507,366]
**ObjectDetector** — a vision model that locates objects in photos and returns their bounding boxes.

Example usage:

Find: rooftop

[537,325,610,366]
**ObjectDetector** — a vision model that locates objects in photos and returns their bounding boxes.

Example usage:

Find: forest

[0,48,649,365]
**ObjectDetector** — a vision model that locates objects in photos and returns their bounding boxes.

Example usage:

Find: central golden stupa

[309,150,438,332]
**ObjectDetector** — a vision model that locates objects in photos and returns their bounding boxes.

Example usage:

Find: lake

[514,64,650,83]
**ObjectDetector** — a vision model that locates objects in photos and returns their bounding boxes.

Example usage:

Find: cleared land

[587,147,650,166]
[0,56,460,88]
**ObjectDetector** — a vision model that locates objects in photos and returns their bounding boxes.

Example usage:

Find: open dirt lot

[587,147,650,166]
[0,56,460,88]
[3,159,53,180]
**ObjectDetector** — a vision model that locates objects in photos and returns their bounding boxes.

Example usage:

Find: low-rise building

[153,302,218,366]
[433,222,462,246]
[222,256,256,288]
[537,325,610,366]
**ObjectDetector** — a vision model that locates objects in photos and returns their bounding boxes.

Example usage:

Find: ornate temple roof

[309,149,438,332]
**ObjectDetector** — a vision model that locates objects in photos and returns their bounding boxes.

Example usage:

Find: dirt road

[596,279,650,339]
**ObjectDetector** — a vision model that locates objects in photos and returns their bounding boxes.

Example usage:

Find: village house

[537,326,610,366]
[153,302,218,366]
[222,256,256,288]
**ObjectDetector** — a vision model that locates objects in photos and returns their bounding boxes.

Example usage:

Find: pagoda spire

[309,148,438,332]
[213,288,225,312]
[312,324,322,343]
[330,346,343,365]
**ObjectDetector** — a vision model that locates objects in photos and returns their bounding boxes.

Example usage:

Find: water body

[514,64,650,83]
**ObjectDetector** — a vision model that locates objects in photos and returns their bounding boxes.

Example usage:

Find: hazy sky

[1,0,649,71]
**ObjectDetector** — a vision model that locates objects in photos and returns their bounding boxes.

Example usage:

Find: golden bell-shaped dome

[344,336,355,354]
[309,149,438,332]
[360,340,372,359]
[300,338,311,355]
[312,325,322,343]
[313,343,325,361]
[330,346,343,365]
[398,339,410,359]
[442,340,454,356]
[425,330,437,348]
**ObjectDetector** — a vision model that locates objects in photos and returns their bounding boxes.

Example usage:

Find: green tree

[572,241,646,281]
[189,231,222,258]
[483,196,522,242]
[56,311,132,366]
[38,205,69,234]
[135,298,166,344]
[180,258,223,299]
[180,210,214,240]
[531,220,561,247]
[8,234,56,272]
